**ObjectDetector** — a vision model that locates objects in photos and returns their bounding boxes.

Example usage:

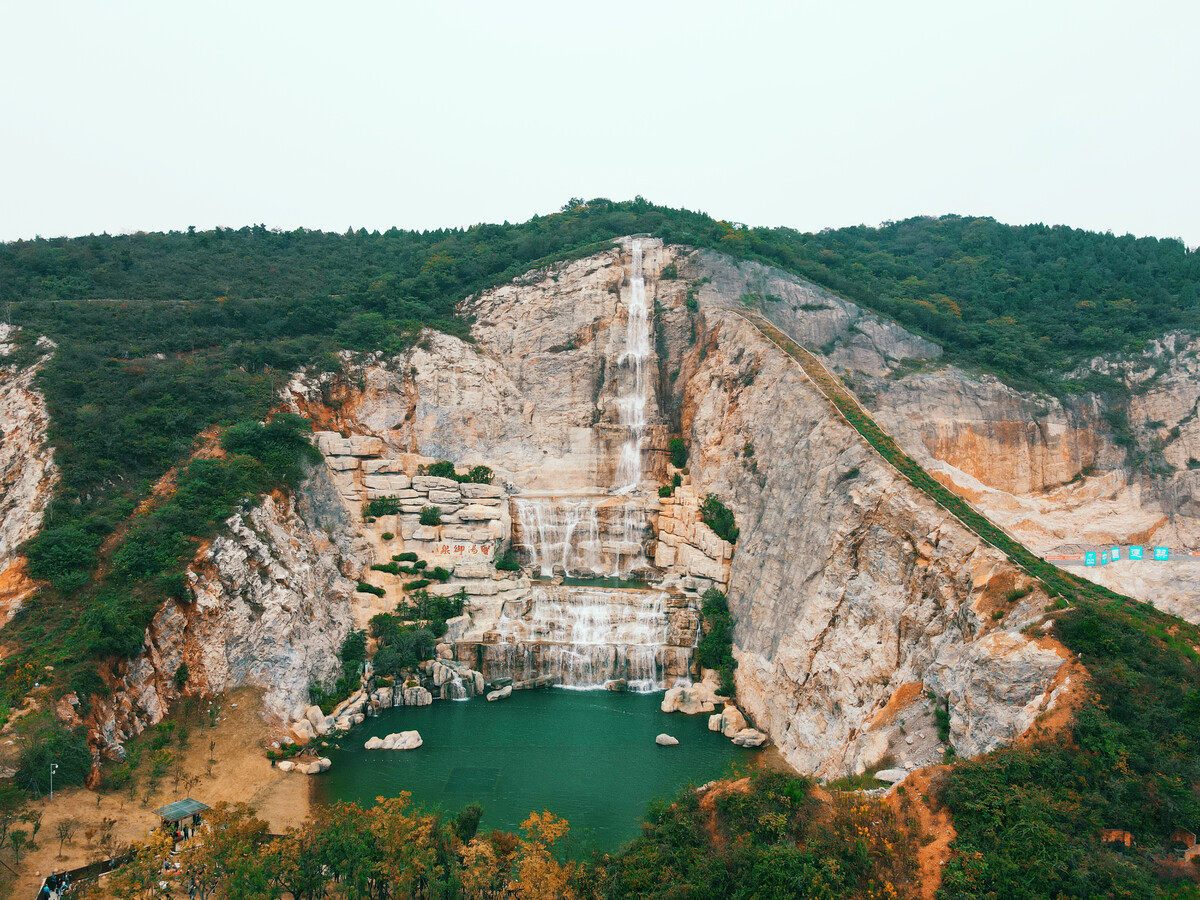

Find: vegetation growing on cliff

[700,494,739,545]
[697,588,737,698]
[938,596,1200,899]
[0,414,320,714]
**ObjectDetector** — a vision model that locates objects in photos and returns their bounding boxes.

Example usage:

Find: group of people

[36,871,71,899]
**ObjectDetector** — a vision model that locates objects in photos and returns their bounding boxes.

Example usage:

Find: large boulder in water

[660,682,718,715]
[731,728,768,748]
[376,730,423,751]
[656,733,680,746]
[486,685,512,702]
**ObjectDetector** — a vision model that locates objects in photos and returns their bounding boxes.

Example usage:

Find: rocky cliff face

[268,242,1071,777]
[9,241,1137,778]
[704,257,1200,624]
[92,468,366,756]
[0,326,57,623]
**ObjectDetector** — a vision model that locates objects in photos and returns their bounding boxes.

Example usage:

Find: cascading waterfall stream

[492,586,674,692]
[615,240,650,494]
[488,240,696,691]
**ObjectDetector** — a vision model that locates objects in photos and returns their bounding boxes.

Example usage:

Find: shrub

[658,485,673,498]
[697,588,737,697]
[423,460,457,480]
[419,506,442,526]
[14,716,92,795]
[700,493,739,544]
[669,438,688,469]
[404,579,431,591]
[660,262,678,280]
[356,582,385,597]
[430,566,451,582]
[495,550,520,571]
[421,460,493,485]
[365,497,401,518]
[173,663,189,690]
[381,532,394,541]
[371,562,400,575]
[393,552,418,562]
[465,465,493,484]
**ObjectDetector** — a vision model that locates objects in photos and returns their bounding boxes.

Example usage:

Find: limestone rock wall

[0,327,57,622]
[671,291,1067,777]
[91,469,366,757]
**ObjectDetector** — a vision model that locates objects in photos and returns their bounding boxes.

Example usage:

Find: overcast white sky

[2,1,1197,245]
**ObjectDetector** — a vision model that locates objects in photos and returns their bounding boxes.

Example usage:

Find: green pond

[314,689,755,853]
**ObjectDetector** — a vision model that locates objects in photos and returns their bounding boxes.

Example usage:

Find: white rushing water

[493,586,673,691]
[515,498,602,577]
[615,240,650,494]
[496,241,675,689]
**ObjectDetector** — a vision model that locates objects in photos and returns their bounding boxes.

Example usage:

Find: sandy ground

[4,686,310,899]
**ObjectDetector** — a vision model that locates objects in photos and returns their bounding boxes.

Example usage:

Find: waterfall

[515,498,602,577]
[491,586,674,691]
[615,240,650,494]
[445,671,469,701]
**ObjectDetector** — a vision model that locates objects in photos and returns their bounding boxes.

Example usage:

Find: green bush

[14,716,92,795]
[668,438,688,469]
[495,550,520,571]
[365,496,401,518]
[430,566,451,582]
[381,532,394,541]
[340,629,366,669]
[173,663,189,689]
[356,582,385,597]
[700,493,739,544]
[419,506,442,526]
[697,588,737,698]
[371,562,400,575]
[393,552,418,562]
[658,484,673,498]
[419,461,493,485]
[660,262,678,280]
[403,579,431,591]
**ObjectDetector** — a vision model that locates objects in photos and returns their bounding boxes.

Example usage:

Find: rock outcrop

[92,469,366,756]
[0,326,57,622]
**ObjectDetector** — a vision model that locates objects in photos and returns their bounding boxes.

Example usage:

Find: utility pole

[49,762,58,801]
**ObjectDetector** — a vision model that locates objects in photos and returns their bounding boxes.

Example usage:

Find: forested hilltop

[4,198,1198,392]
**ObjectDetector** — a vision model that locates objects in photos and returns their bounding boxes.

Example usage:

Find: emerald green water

[314,690,753,852]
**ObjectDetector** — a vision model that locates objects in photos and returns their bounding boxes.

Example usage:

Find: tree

[56,818,77,859]
[112,829,174,899]
[9,829,27,864]
[0,785,25,850]
[177,803,269,900]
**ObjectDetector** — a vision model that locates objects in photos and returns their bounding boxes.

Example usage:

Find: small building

[1099,829,1134,848]
[1170,828,1199,861]
[154,798,210,838]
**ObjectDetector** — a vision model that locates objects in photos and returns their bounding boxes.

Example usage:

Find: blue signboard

[1154,546,1170,561]
[1100,550,1110,565]
[1085,551,1098,566]
[1130,545,1144,560]
[1110,546,1120,561]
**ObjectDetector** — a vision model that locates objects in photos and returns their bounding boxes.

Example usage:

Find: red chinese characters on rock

[431,543,492,557]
